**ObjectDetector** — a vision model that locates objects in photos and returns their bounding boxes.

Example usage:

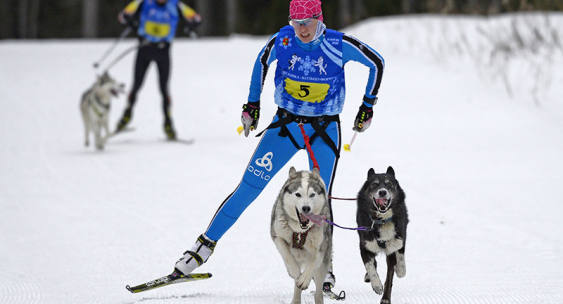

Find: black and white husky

[357,166,408,304]
[271,167,332,304]
[80,72,124,150]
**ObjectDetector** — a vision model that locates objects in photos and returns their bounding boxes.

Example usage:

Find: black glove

[119,13,139,29]
[241,101,260,137]
[353,104,374,132]
[184,19,201,36]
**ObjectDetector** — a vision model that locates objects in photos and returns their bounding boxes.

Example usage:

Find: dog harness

[370,214,393,227]
[292,228,311,249]
[369,214,394,249]
[257,108,340,158]
[88,91,110,118]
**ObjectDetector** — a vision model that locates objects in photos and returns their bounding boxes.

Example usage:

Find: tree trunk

[401,0,414,14]
[82,0,99,38]
[0,0,12,38]
[29,0,40,38]
[226,0,237,35]
[18,0,28,38]
[488,0,502,14]
[196,0,211,36]
[352,0,365,21]
[441,0,456,14]
[464,0,480,14]
[519,0,531,10]
[338,0,351,28]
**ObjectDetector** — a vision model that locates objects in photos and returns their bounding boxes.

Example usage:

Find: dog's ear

[289,167,297,178]
[368,168,375,179]
[386,166,395,178]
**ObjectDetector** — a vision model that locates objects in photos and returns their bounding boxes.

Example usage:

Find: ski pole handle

[343,132,358,152]
[236,125,255,135]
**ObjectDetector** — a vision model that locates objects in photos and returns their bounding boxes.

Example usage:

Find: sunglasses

[288,13,321,27]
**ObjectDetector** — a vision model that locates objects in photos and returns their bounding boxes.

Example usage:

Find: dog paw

[364,272,370,283]
[287,267,300,280]
[380,298,391,304]
[296,273,312,290]
[371,278,383,295]
[395,254,406,278]
[395,263,406,278]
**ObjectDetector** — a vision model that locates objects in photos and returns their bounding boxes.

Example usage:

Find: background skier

[115,0,201,139]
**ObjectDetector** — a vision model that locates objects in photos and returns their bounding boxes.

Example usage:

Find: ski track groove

[0,272,41,304]
[83,143,175,254]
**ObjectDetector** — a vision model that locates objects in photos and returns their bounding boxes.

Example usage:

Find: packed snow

[1,14,562,304]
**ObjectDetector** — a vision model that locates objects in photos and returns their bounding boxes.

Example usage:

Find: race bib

[144,21,170,38]
[284,78,330,103]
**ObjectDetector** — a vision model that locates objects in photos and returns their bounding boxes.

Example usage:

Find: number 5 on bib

[284,78,330,104]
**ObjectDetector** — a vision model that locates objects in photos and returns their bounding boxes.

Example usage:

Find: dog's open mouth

[295,207,310,229]
[373,197,391,212]
[303,213,325,226]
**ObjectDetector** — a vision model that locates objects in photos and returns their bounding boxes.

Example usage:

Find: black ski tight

[127,42,172,120]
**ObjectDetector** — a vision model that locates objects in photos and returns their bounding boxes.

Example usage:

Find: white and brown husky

[271,167,332,304]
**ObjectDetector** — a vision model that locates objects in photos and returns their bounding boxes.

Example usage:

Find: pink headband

[289,0,323,22]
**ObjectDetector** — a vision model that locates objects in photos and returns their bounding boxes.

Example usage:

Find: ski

[126,270,212,293]
[108,127,135,138]
[168,137,195,145]
[323,286,346,301]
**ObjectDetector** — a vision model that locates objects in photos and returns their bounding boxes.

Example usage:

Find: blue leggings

[205,113,341,241]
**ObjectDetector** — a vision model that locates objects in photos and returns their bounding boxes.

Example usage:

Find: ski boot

[175,234,216,275]
[323,271,336,292]
[164,118,177,140]
[115,107,132,133]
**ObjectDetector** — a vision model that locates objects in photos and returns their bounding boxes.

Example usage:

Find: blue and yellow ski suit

[205,25,385,241]
[120,0,198,122]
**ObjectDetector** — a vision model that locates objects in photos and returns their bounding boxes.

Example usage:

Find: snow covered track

[0,272,41,304]
[1,14,563,303]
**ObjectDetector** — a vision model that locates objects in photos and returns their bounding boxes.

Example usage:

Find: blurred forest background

[1,0,562,39]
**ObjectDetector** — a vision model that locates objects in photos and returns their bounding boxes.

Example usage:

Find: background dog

[80,72,124,150]
[356,166,408,304]
[271,167,332,304]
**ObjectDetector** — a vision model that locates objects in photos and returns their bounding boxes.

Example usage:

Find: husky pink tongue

[303,213,325,225]
[375,198,387,207]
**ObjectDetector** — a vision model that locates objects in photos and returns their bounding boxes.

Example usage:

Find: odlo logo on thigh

[248,152,273,181]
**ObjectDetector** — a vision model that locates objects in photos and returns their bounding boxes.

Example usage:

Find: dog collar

[370,214,393,227]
